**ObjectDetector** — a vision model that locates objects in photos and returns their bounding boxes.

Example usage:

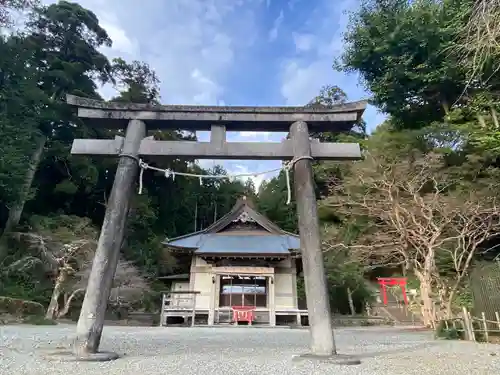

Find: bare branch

[454,0,500,84]
[322,150,500,323]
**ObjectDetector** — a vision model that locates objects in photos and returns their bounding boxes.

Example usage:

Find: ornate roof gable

[203,196,283,234]
[163,196,300,253]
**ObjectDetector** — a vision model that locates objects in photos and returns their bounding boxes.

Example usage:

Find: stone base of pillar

[291,353,361,365]
[43,350,120,362]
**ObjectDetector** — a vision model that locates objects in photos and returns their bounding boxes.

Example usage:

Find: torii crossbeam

[65,94,366,363]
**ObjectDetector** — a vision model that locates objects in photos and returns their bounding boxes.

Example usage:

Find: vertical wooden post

[481,312,489,342]
[462,306,473,341]
[290,121,335,356]
[73,119,146,358]
[208,274,216,326]
[159,293,166,327]
[191,293,197,327]
[468,310,476,341]
[269,275,276,327]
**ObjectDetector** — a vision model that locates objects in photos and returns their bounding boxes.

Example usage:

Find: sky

[41,0,386,190]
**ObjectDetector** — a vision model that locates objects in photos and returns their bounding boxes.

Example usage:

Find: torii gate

[64,94,366,363]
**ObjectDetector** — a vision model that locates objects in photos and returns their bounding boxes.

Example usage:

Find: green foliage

[0,0,38,27]
[22,315,57,325]
[324,251,374,314]
[296,250,374,315]
[454,287,473,311]
[435,320,463,340]
[0,296,45,316]
[0,34,43,207]
[310,85,348,107]
[3,0,500,325]
[257,171,297,233]
[0,271,53,304]
[308,84,366,141]
[339,0,472,129]
[111,57,160,104]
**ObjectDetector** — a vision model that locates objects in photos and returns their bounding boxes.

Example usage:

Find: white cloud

[281,60,331,105]
[40,0,137,56]
[193,161,279,192]
[238,131,272,141]
[141,0,260,105]
[100,20,138,56]
[279,0,386,131]
[292,33,315,52]
[268,9,284,42]
[288,0,301,10]
[190,68,222,105]
[50,0,260,106]
[280,0,353,106]
[233,165,273,191]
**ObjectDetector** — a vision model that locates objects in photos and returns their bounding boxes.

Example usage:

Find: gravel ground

[1,324,499,375]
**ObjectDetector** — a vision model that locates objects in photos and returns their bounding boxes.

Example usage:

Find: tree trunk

[445,291,455,318]
[347,287,355,315]
[416,272,434,327]
[2,134,46,234]
[57,288,85,318]
[46,272,65,320]
[445,279,462,318]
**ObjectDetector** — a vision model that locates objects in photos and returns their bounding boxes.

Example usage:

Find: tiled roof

[164,196,300,255]
[157,273,189,280]
[167,234,300,254]
[167,233,204,248]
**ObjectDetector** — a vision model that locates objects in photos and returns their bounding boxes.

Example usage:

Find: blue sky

[44,0,386,189]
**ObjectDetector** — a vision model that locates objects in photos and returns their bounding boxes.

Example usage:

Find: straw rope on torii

[62,93,366,364]
[137,155,313,205]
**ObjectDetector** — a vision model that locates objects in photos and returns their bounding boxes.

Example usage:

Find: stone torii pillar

[62,95,366,364]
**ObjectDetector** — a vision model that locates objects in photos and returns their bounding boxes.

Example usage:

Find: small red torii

[377,277,408,305]
[232,306,256,325]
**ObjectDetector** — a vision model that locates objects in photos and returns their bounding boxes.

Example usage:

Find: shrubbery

[0,296,45,316]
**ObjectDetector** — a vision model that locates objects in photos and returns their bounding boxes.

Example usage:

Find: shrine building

[159,196,307,327]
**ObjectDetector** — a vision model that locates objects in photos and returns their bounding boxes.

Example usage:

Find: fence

[435,306,500,343]
[470,262,500,325]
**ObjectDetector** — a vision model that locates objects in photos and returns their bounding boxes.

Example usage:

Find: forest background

[2,0,500,326]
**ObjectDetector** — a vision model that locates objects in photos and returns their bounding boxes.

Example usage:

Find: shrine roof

[168,234,299,255]
[157,273,189,280]
[164,197,300,255]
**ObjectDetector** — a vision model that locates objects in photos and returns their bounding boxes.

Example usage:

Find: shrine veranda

[65,94,366,359]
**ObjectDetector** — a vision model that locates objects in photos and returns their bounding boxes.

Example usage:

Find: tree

[257,171,297,233]
[2,215,97,319]
[3,215,151,320]
[70,258,151,318]
[309,85,348,107]
[324,146,500,324]
[453,0,500,86]
[308,84,366,140]
[1,1,113,236]
[111,57,160,104]
[0,0,37,27]
[0,34,45,226]
[339,0,472,129]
